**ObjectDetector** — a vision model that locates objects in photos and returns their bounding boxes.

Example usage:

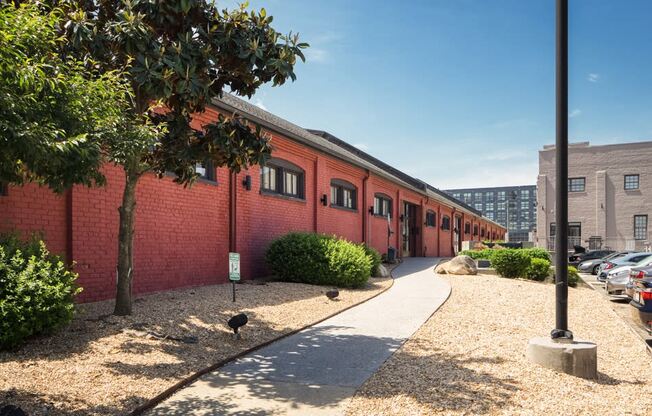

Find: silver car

[625,264,652,298]
[597,252,652,281]
[578,251,630,274]
[605,254,652,295]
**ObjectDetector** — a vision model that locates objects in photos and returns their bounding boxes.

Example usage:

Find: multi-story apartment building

[445,185,537,242]
[537,141,652,252]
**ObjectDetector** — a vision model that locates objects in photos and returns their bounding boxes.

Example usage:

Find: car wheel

[592,265,600,275]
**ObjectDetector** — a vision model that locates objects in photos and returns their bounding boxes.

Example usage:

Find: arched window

[330,179,357,209]
[373,193,392,217]
[261,158,305,199]
[441,215,451,231]
[464,222,471,234]
[425,210,436,227]
[473,225,479,236]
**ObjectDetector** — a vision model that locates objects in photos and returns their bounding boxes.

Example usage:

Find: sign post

[229,252,240,302]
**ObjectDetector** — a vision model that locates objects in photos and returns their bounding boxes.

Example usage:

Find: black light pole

[552,0,573,341]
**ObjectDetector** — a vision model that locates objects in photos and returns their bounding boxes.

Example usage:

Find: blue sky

[232,0,652,189]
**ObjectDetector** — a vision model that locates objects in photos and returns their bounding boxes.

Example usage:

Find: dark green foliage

[568,266,580,288]
[491,249,530,279]
[361,245,381,276]
[459,249,496,262]
[526,258,551,281]
[522,248,551,261]
[266,233,371,288]
[0,237,81,350]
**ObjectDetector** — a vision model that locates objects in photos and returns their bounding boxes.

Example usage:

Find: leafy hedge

[361,244,381,276]
[265,232,372,288]
[522,248,551,261]
[459,249,496,262]
[491,249,531,279]
[526,258,551,281]
[567,266,580,287]
[1,235,81,350]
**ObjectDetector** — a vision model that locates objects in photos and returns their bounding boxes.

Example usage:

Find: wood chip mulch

[346,273,652,416]
[0,277,392,415]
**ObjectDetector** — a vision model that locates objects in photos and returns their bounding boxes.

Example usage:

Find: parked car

[630,277,652,334]
[605,255,652,295]
[597,252,652,281]
[593,251,635,276]
[576,250,619,274]
[625,264,652,298]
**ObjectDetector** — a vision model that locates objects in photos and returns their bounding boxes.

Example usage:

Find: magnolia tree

[52,0,308,315]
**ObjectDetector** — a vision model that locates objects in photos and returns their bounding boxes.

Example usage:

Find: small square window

[196,160,216,182]
[425,211,437,227]
[373,194,392,217]
[625,174,639,191]
[441,216,451,231]
[568,177,585,192]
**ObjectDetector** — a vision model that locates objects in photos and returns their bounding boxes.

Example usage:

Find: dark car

[630,277,652,334]
[573,249,616,271]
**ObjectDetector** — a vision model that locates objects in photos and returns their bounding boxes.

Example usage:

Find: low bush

[491,249,530,279]
[361,244,382,276]
[265,232,371,288]
[522,248,551,261]
[1,237,81,350]
[459,249,495,262]
[526,258,551,281]
[568,266,580,287]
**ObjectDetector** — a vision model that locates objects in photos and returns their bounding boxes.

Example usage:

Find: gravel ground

[0,277,392,415]
[346,273,652,416]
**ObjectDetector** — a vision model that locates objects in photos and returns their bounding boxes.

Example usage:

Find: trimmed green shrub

[1,239,81,350]
[361,244,382,276]
[265,232,372,288]
[568,266,580,287]
[526,258,551,281]
[522,248,551,261]
[491,249,530,278]
[459,249,495,262]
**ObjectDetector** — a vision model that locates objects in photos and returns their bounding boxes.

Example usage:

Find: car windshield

[634,255,652,267]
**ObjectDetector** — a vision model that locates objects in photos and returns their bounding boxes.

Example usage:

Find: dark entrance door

[454,216,463,254]
[402,202,419,257]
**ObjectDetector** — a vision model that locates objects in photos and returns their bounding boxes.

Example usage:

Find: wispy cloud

[587,73,600,83]
[569,108,582,118]
[353,143,369,151]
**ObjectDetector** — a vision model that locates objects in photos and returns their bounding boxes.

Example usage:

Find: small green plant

[568,266,580,287]
[361,244,382,276]
[491,249,530,279]
[1,238,81,350]
[266,232,371,288]
[522,248,551,261]
[526,258,551,281]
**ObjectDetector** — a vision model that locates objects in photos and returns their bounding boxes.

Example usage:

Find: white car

[605,255,652,295]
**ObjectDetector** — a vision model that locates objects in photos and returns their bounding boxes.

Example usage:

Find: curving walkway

[148,257,450,415]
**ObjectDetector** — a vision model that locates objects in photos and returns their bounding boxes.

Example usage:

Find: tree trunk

[113,170,140,316]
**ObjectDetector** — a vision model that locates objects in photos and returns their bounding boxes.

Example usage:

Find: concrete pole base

[526,337,597,379]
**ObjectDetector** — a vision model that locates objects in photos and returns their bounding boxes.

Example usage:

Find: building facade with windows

[537,141,652,252]
[0,94,504,302]
[444,185,537,242]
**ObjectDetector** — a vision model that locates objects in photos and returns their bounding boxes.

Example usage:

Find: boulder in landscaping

[435,255,478,275]
[375,264,390,277]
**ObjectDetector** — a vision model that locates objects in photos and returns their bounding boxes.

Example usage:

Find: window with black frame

[568,177,585,192]
[373,193,392,217]
[464,222,471,234]
[425,210,436,227]
[625,174,640,190]
[473,225,479,236]
[195,160,216,182]
[441,215,451,231]
[261,158,304,199]
[330,179,357,210]
[634,215,648,240]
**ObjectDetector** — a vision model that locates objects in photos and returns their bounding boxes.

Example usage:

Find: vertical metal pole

[232,281,236,302]
[553,0,572,340]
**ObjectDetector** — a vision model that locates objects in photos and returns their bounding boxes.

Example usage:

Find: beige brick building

[537,141,652,252]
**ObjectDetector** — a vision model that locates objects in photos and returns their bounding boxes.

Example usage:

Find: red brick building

[0,94,505,302]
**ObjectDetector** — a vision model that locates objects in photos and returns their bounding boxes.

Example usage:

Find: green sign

[229,252,240,281]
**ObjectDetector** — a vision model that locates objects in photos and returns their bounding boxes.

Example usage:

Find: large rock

[435,255,478,275]
[375,264,390,277]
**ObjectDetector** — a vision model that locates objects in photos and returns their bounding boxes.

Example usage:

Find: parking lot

[579,271,652,352]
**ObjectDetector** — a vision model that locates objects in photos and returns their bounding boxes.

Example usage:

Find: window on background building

[486,191,494,202]
[453,193,461,200]
[330,179,357,209]
[625,174,640,191]
[463,192,472,203]
[520,201,530,210]
[425,210,437,227]
[485,202,494,211]
[441,215,451,230]
[520,221,529,230]
[486,212,495,220]
[521,189,529,199]
[497,191,506,201]
[475,193,482,202]
[497,201,506,211]
[509,221,518,230]
[464,222,471,234]
[474,203,482,211]
[634,215,648,240]
[195,160,216,182]
[568,177,585,192]
[373,194,392,217]
[261,159,304,198]
[497,211,506,222]
[473,225,479,236]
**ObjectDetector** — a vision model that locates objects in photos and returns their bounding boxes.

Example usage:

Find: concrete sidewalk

[148,257,450,415]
